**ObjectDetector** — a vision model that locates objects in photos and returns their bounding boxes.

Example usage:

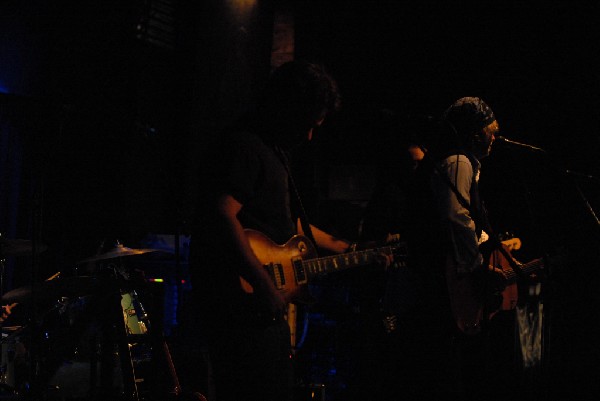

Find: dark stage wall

[2,1,598,242]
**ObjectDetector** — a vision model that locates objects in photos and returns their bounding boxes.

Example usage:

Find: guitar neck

[300,245,403,279]
[502,258,544,284]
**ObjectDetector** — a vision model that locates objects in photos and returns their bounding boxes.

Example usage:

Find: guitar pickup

[292,257,308,284]
[265,263,286,290]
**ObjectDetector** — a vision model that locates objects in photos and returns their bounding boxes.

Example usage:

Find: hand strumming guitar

[0,303,14,323]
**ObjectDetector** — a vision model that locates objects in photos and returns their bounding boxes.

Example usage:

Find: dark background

[1,0,599,399]
[1,1,598,250]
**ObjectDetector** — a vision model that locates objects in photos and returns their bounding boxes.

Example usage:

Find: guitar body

[239,229,318,304]
[240,229,406,306]
[448,238,543,335]
[239,229,406,349]
[446,254,485,336]
[489,246,519,315]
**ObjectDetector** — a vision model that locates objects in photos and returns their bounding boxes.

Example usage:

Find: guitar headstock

[501,237,522,251]
[385,233,402,244]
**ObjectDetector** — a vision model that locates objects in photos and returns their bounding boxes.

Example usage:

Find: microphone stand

[482,143,550,399]
[491,139,600,399]
[563,170,600,229]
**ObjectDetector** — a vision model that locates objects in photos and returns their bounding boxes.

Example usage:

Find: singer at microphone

[495,136,546,153]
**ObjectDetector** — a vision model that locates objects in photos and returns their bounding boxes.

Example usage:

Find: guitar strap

[432,154,483,230]
[433,156,522,273]
[274,146,316,349]
[429,152,483,233]
[275,146,317,246]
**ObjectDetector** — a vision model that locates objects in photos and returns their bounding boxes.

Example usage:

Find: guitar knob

[382,314,398,334]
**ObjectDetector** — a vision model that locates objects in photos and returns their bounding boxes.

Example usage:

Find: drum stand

[85,278,140,401]
[91,267,181,401]
[115,278,182,400]
[0,296,69,399]
[0,248,19,399]
[0,325,24,399]
[15,275,143,401]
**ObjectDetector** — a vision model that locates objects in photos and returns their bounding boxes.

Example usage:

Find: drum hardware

[1,325,26,394]
[119,287,182,398]
[121,290,149,336]
[0,239,182,401]
[77,242,164,264]
[1,276,110,305]
[0,233,49,327]
[74,240,179,400]
[79,240,181,396]
[100,286,142,401]
[0,271,64,398]
[0,298,72,399]
[41,280,142,401]
[0,275,139,400]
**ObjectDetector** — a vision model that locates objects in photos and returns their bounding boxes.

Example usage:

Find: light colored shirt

[432,153,483,275]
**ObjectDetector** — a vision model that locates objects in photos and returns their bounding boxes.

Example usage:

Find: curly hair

[259,60,341,127]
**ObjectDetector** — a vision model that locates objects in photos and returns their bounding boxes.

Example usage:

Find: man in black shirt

[186,60,372,401]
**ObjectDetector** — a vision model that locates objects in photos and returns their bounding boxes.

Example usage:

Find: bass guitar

[240,229,407,305]
[447,238,545,335]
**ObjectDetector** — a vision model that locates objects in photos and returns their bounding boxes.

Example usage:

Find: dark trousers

[207,319,294,401]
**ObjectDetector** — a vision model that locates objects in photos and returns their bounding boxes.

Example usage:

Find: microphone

[495,136,546,153]
[565,170,600,182]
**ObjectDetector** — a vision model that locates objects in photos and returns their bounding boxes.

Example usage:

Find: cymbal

[1,276,110,304]
[0,237,48,256]
[78,244,163,264]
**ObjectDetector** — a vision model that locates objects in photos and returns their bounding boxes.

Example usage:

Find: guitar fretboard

[503,258,544,283]
[298,245,406,279]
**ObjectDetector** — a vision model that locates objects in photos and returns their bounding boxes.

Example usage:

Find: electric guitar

[240,229,407,305]
[447,237,545,335]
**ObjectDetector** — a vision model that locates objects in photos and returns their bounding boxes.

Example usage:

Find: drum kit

[0,235,182,401]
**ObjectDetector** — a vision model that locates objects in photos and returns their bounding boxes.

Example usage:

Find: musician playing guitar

[397,97,508,400]
[183,61,391,401]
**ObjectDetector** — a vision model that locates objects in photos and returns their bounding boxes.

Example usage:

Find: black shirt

[190,127,297,324]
